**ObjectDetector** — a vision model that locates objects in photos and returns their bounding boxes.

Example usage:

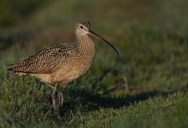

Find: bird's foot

[52,89,63,110]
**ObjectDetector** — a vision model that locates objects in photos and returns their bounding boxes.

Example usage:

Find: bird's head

[75,20,119,56]
[75,20,91,35]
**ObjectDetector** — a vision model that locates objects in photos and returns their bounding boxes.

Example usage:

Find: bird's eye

[80,26,83,29]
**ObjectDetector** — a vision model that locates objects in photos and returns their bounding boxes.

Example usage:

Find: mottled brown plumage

[8,20,119,109]
[9,44,78,74]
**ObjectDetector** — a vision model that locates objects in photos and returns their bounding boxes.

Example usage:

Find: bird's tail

[7,63,18,69]
[7,63,25,76]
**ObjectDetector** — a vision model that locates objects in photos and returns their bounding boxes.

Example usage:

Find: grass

[0,0,188,127]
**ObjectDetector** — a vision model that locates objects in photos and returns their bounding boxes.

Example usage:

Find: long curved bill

[88,30,120,56]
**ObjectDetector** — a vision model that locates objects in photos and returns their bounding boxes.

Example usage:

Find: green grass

[0,0,188,127]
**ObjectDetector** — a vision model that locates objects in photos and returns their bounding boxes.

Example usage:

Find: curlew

[8,20,119,109]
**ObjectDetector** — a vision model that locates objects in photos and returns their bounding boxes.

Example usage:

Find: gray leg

[51,84,64,110]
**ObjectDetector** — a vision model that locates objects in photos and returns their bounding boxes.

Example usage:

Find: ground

[0,0,188,127]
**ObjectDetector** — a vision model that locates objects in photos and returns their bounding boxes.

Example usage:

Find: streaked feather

[8,43,76,74]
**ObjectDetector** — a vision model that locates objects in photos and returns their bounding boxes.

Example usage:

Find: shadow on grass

[60,84,188,114]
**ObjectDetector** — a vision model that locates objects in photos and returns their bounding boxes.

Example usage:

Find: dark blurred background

[0,0,187,50]
[0,0,49,26]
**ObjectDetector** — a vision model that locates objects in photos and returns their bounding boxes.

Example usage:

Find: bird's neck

[76,34,95,50]
[75,33,96,60]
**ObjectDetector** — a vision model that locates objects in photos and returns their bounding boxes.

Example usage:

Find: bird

[8,20,119,109]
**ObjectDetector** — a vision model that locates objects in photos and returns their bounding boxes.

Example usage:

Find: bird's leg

[51,84,64,110]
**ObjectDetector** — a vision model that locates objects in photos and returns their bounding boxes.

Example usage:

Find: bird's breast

[51,47,96,85]
[34,40,96,85]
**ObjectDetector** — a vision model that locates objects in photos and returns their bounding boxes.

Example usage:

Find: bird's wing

[8,44,75,74]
